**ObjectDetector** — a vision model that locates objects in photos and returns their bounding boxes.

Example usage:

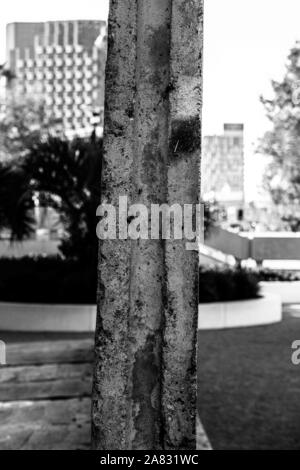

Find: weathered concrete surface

[0,398,91,450]
[6,339,93,365]
[0,363,92,401]
[92,0,203,450]
[91,0,137,451]
[163,0,203,449]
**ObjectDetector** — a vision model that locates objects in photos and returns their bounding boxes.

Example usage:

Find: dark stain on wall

[132,335,160,449]
[170,116,201,156]
[148,24,171,68]
[141,127,167,203]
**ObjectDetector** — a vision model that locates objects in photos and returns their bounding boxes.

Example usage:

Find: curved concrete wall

[0,303,96,332]
[0,291,284,333]
[198,293,281,330]
[260,281,300,304]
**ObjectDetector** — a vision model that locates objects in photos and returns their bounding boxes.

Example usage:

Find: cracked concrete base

[197,415,212,450]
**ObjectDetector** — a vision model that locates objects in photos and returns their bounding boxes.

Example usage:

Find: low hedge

[0,256,97,304]
[199,267,260,304]
[0,257,291,306]
[257,269,300,282]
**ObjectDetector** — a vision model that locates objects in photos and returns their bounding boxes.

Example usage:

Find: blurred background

[1,0,300,451]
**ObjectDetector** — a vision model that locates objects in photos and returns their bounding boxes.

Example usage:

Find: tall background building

[202,123,245,222]
[6,21,107,132]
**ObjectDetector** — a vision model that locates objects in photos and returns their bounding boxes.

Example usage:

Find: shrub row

[199,267,260,303]
[0,257,296,306]
[0,256,97,304]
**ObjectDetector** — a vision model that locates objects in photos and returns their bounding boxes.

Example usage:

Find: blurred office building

[202,123,245,224]
[6,20,107,133]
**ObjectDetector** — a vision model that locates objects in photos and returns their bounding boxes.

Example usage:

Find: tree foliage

[0,134,102,261]
[0,93,52,158]
[0,161,35,240]
[203,200,222,236]
[259,42,300,228]
[24,135,102,261]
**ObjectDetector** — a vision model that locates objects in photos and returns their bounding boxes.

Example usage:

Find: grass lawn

[197,308,300,450]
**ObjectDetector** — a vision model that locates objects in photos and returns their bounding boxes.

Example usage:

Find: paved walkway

[0,339,93,449]
[0,334,211,450]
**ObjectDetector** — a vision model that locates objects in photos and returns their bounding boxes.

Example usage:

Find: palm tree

[0,133,102,257]
[0,161,35,240]
[23,135,103,261]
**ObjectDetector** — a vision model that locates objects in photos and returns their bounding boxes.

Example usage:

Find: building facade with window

[6,21,106,132]
[202,123,245,222]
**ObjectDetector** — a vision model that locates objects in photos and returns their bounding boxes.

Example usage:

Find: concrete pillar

[92,0,203,450]
[162,0,203,449]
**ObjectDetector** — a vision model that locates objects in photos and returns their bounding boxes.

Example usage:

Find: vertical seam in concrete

[162,0,203,450]
[128,0,172,450]
[92,0,138,450]
[92,0,203,451]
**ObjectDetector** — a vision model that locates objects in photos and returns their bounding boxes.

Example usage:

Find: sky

[1,0,300,199]
[204,0,300,199]
[203,0,300,138]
